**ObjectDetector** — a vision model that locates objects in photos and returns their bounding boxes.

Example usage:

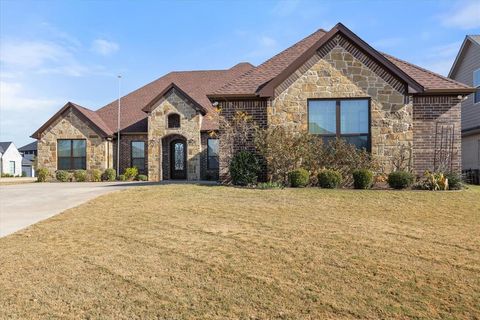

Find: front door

[170,139,187,179]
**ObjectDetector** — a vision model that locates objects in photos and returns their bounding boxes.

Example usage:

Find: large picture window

[131,141,145,172]
[308,98,370,150]
[207,138,219,169]
[57,139,86,170]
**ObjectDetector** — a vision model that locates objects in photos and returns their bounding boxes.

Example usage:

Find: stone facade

[412,96,462,175]
[112,133,148,175]
[270,42,412,173]
[37,107,110,175]
[147,88,203,181]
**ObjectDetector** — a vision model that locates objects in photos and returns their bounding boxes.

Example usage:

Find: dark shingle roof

[96,63,254,132]
[0,142,13,154]
[18,141,37,152]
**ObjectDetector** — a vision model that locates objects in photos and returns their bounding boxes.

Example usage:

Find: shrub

[55,170,70,182]
[414,171,451,191]
[89,169,102,182]
[73,170,87,182]
[352,169,374,189]
[1,173,13,178]
[137,174,148,181]
[117,174,127,181]
[445,172,463,190]
[387,171,414,189]
[229,151,260,186]
[101,168,116,182]
[124,167,138,181]
[288,168,310,187]
[37,168,49,182]
[318,169,342,189]
[21,172,27,177]
[257,181,284,189]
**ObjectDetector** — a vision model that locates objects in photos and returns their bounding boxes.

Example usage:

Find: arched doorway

[169,138,187,179]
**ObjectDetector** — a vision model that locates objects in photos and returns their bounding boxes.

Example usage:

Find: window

[168,113,180,128]
[57,139,86,170]
[9,161,15,174]
[207,138,219,169]
[308,98,370,150]
[131,141,145,172]
[474,69,480,104]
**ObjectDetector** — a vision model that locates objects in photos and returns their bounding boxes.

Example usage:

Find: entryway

[170,139,186,179]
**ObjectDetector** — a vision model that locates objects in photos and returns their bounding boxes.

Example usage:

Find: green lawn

[1,185,479,319]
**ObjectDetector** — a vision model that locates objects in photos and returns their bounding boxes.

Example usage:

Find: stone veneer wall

[270,43,412,173]
[412,96,462,175]
[112,133,148,175]
[37,108,110,175]
[147,88,202,181]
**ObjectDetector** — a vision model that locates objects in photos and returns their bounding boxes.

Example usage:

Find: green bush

[445,172,463,190]
[117,174,127,181]
[229,151,260,186]
[55,170,70,182]
[124,167,138,181]
[352,169,374,189]
[318,169,342,189]
[387,171,414,189]
[88,169,102,182]
[137,174,148,181]
[257,181,284,189]
[288,168,309,187]
[21,172,27,177]
[73,170,87,182]
[101,168,116,181]
[1,173,13,177]
[37,168,49,182]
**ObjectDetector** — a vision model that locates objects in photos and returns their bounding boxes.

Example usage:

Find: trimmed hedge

[73,170,87,182]
[55,170,70,182]
[387,171,414,189]
[229,151,260,186]
[352,169,374,189]
[117,174,127,181]
[318,169,342,189]
[137,174,148,181]
[101,168,116,182]
[37,168,49,182]
[288,169,309,187]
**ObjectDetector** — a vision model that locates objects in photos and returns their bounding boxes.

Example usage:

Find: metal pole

[117,75,122,176]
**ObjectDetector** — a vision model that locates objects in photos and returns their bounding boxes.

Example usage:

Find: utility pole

[117,75,122,176]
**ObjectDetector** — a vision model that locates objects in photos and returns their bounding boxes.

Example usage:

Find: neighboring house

[0,142,23,177]
[21,154,36,177]
[32,23,475,181]
[18,141,38,157]
[448,35,480,184]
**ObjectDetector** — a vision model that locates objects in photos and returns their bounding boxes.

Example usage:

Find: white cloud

[1,40,70,68]
[246,35,279,59]
[440,0,480,29]
[0,81,60,110]
[91,39,119,56]
[415,41,462,76]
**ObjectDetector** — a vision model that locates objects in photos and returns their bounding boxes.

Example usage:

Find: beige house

[449,35,480,184]
[32,23,475,181]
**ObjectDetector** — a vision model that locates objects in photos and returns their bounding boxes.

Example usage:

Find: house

[32,23,475,181]
[18,141,38,157]
[0,142,23,177]
[21,154,36,177]
[448,35,480,184]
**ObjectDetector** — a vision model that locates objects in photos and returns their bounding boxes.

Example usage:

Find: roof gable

[31,102,114,139]
[142,83,208,114]
[448,35,480,78]
[258,23,424,97]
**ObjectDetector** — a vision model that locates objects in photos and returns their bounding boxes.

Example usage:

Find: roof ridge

[382,52,471,89]
[214,28,327,94]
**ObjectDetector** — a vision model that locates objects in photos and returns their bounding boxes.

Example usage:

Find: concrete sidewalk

[0,181,149,237]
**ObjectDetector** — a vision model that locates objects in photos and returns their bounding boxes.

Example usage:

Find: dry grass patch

[1,185,479,319]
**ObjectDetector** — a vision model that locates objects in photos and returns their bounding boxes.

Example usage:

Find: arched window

[168,113,180,128]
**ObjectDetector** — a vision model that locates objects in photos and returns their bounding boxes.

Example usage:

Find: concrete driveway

[0,181,150,237]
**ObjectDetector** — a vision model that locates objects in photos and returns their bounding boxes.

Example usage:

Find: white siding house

[0,142,23,177]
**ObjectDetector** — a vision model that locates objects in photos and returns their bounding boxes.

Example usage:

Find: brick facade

[112,133,148,175]
[412,96,462,175]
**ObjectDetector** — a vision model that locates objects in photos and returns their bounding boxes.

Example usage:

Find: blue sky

[1,0,479,147]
